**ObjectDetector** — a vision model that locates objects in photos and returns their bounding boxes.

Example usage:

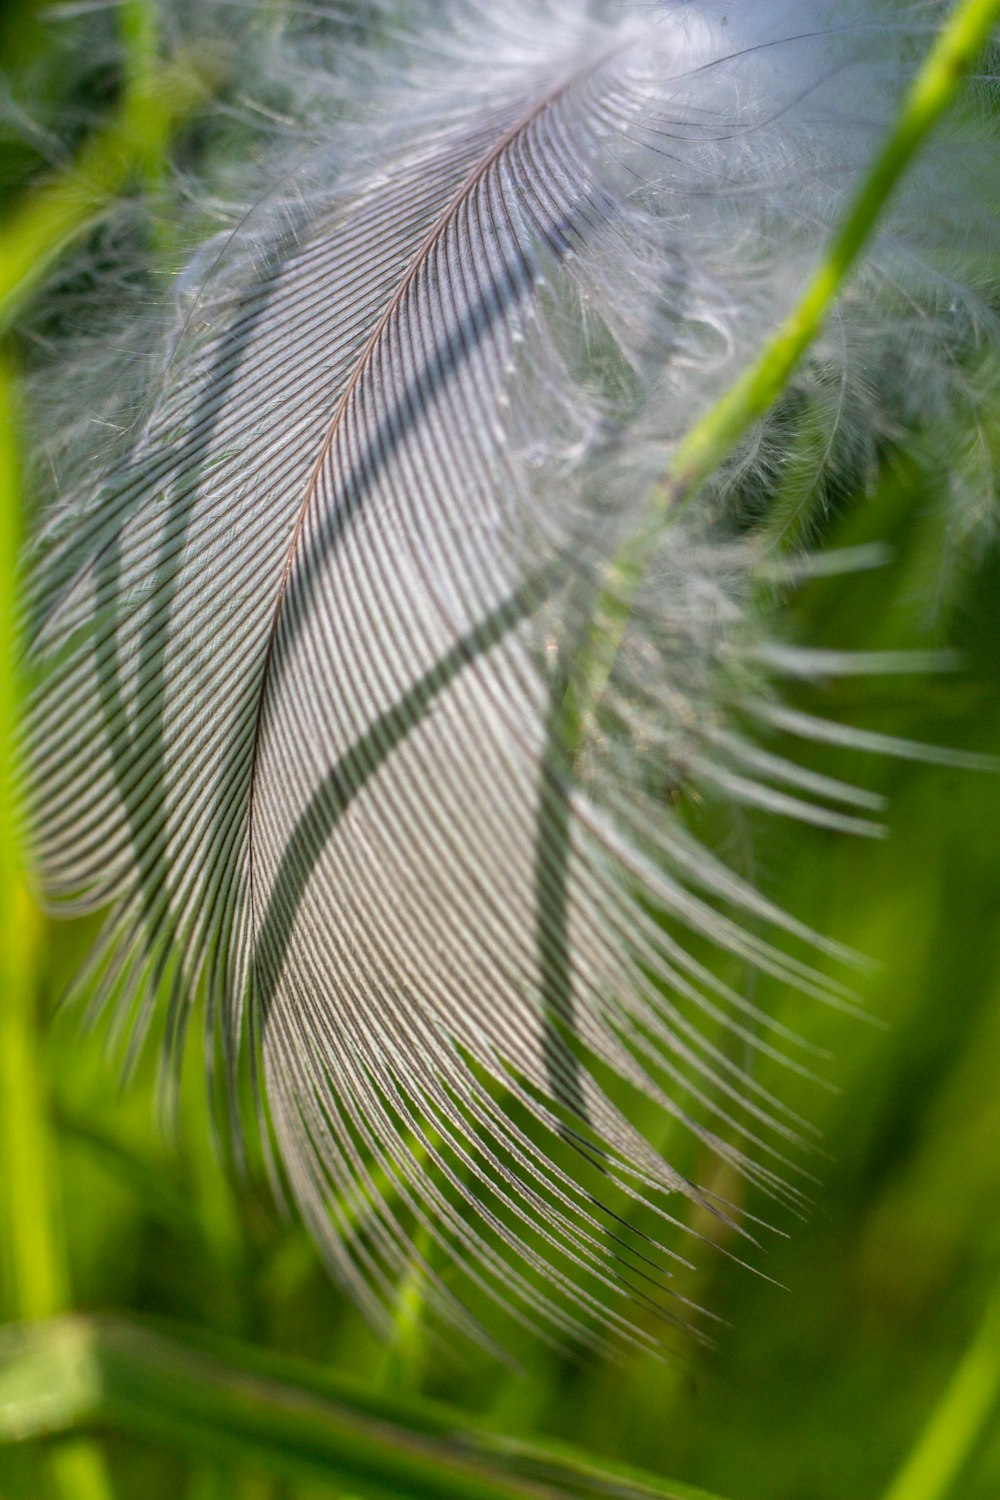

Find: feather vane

[26,0,1000,1343]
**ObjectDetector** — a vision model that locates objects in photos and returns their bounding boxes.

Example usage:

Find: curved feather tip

[24,0,1000,1348]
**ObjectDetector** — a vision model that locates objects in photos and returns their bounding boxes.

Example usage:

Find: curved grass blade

[0,1315,731,1500]
[0,36,207,334]
[566,0,1000,745]
[882,1279,1000,1500]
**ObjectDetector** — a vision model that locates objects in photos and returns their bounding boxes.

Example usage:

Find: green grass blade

[0,360,56,1320]
[669,0,1000,498]
[0,1315,733,1500]
[881,1282,1000,1500]
[119,0,160,104]
[0,51,208,334]
[563,0,1000,749]
[0,367,116,1500]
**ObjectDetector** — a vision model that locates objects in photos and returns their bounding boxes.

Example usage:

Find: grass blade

[0,37,207,334]
[0,366,115,1500]
[565,0,1000,745]
[881,1281,1000,1500]
[0,1315,732,1500]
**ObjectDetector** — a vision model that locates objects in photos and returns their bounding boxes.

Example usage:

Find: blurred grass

[0,359,113,1499]
[0,1315,736,1500]
[883,1281,1000,1500]
[2,2,1000,1498]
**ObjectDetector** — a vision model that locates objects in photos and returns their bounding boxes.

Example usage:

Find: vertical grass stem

[0,365,115,1499]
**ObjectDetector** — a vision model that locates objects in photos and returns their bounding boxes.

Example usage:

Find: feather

[25,0,1000,1345]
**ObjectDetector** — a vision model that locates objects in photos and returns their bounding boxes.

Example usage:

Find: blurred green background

[2,4,1000,1499]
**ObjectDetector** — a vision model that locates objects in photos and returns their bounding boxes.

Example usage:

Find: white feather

[25,0,1000,1344]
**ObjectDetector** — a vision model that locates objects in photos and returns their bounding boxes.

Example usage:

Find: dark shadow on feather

[91,251,292,1061]
[253,569,553,1023]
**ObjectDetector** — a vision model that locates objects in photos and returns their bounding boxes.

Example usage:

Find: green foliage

[2,4,1000,1498]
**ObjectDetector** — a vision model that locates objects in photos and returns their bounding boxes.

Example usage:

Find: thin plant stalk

[562,0,1000,752]
[881,1279,1000,1500]
[0,37,207,334]
[0,366,114,1498]
[0,23,205,1493]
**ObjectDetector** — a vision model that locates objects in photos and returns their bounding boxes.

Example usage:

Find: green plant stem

[376,1218,433,1395]
[1,369,116,1500]
[670,0,1000,498]
[0,27,207,1493]
[0,55,207,334]
[881,1281,1000,1500]
[120,0,160,104]
[0,364,54,1318]
[562,0,1000,752]
[0,381,58,1311]
[0,1314,731,1500]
